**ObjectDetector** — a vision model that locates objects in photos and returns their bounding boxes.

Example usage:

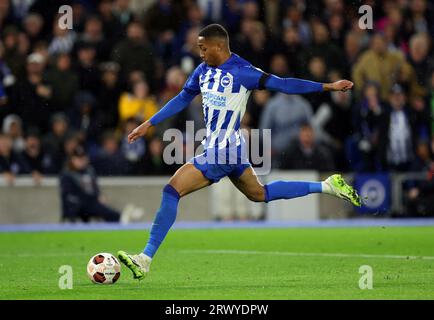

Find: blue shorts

[189,148,251,184]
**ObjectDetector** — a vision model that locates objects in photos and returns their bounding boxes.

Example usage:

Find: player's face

[197,36,221,67]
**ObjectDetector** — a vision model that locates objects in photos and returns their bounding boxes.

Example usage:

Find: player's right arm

[127,89,196,143]
[128,65,202,144]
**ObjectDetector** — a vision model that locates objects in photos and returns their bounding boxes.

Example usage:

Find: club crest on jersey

[220,75,232,88]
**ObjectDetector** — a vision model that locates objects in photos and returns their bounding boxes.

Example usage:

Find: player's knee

[246,188,265,202]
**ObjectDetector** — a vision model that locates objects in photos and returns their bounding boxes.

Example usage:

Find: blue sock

[264,181,322,202]
[143,184,180,258]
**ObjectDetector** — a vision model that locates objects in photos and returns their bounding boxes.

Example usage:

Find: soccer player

[118,24,361,280]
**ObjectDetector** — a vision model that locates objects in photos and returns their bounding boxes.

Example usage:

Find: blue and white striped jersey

[183,53,265,151]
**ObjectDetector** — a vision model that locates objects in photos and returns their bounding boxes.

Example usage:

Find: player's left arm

[239,66,353,93]
[263,74,353,93]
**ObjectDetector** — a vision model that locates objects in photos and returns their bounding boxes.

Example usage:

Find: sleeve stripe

[258,72,270,90]
[183,87,199,96]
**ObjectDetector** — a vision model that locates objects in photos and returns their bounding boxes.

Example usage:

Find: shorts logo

[220,75,232,88]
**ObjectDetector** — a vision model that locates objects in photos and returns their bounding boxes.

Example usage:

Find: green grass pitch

[1,226,434,299]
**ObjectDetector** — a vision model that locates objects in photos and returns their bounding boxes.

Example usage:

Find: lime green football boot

[323,174,361,207]
[117,251,151,280]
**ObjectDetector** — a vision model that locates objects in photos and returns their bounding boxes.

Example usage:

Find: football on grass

[87,253,121,284]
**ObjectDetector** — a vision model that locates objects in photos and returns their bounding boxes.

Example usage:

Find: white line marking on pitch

[179,249,434,260]
[3,250,434,261]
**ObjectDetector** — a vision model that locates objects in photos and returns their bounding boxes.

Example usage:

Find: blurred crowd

[0,0,434,185]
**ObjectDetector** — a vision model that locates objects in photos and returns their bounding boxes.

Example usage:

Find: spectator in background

[77,15,110,61]
[241,0,260,22]
[0,56,6,104]
[17,31,31,65]
[175,3,204,54]
[62,132,83,165]
[282,5,311,46]
[409,95,431,144]
[22,13,46,50]
[378,84,417,171]
[42,112,71,174]
[21,132,49,184]
[46,53,79,113]
[2,114,25,153]
[11,52,52,133]
[376,4,406,52]
[259,88,313,167]
[92,131,129,176]
[237,21,272,71]
[74,41,100,95]
[60,145,121,222]
[269,53,290,78]
[307,22,345,74]
[159,66,186,104]
[129,0,156,18]
[118,79,158,137]
[98,0,124,45]
[343,32,362,79]
[96,61,122,131]
[159,66,188,132]
[320,71,353,158]
[430,70,434,153]
[327,12,346,47]
[111,21,156,91]
[279,123,335,171]
[244,90,270,130]
[197,0,224,24]
[32,40,49,65]
[280,26,308,77]
[303,56,329,111]
[2,26,27,79]
[142,136,177,175]
[69,91,99,143]
[120,118,146,174]
[0,134,29,185]
[0,0,13,30]
[406,175,434,217]
[112,0,135,31]
[407,33,433,89]
[383,16,406,54]
[178,27,202,75]
[351,82,384,172]
[404,0,434,37]
[69,1,88,33]
[143,0,183,64]
[411,138,433,171]
[375,0,404,33]
[10,0,34,22]
[47,15,77,56]
[0,40,15,111]
[352,33,423,101]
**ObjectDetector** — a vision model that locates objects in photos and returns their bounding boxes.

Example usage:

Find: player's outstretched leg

[230,168,361,206]
[118,163,211,280]
[264,174,361,206]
